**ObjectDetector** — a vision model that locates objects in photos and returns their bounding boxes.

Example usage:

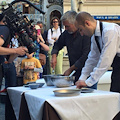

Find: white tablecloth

[7,85,120,120]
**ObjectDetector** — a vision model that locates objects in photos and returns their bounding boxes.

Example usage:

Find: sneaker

[0,88,7,93]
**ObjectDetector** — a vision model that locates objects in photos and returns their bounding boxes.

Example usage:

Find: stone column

[71,0,77,11]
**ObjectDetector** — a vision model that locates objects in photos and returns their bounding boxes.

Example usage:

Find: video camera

[1,0,45,54]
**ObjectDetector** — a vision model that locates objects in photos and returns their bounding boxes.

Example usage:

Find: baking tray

[81,88,94,93]
[53,89,81,97]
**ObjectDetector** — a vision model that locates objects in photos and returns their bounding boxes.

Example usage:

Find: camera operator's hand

[8,47,28,63]
[15,46,28,56]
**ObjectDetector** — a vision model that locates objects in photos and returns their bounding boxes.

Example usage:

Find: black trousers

[2,62,17,88]
[111,55,120,92]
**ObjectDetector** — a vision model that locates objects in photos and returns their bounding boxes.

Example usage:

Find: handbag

[39,53,46,66]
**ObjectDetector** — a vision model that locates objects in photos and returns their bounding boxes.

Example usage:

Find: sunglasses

[53,21,58,23]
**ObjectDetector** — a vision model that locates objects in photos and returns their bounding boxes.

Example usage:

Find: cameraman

[0,14,27,57]
[0,14,28,90]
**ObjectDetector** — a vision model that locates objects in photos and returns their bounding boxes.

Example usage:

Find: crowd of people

[0,9,120,94]
[0,15,50,92]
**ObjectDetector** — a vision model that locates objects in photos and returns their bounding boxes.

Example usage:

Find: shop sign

[93,16,120,20]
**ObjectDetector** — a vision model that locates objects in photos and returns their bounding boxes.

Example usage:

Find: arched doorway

[46,5,63,29]
[50,10,62,28]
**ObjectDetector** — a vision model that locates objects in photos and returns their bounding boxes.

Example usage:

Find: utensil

[53,89,81,96]
[51,75,75,88]
[69,70,76,77]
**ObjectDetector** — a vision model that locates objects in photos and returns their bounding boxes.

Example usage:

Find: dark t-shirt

[39,30,48,55]
[0,25,10,63]
[51,30,91,82]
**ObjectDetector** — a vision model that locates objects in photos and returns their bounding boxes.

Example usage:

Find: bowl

[43,75,54,86]
[51,76,74,88]
[29,83,39,89]
[36,83,45,87]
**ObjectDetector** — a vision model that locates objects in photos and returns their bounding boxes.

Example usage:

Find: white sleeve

[80,29,119,87]
[47,29,54,45]
[34,67,43,73]
[79,35,100,81]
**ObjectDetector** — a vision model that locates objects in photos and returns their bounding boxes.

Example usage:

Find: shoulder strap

[51,27,62,35]
[95,36,101,53]
[60,27,62,34]
[100,22,103,36]
[95,22,103,53]
[51,28,53,35]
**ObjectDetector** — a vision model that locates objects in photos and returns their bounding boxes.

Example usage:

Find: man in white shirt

[75,11,120,92]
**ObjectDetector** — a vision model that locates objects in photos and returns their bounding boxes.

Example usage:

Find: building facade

[63,0,120,24]
[40,0,63,29]
[1,0,120,28]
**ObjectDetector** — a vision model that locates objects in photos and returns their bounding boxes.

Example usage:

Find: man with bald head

[75,11,120,92]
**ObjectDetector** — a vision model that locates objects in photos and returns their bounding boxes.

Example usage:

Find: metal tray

[81,88,94,93]
[53,89,81,97]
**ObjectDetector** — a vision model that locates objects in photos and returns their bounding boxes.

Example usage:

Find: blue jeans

[87,82,98,89]
[2,62,17,88]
